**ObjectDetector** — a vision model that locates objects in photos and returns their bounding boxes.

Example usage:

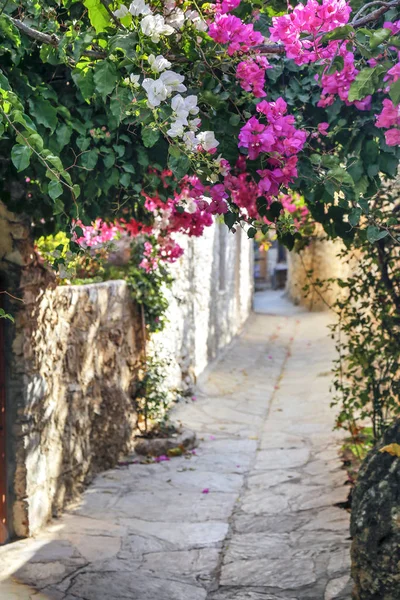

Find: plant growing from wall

[331,186,400,443]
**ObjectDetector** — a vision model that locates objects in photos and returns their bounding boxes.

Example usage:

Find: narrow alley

[0,294,352,600]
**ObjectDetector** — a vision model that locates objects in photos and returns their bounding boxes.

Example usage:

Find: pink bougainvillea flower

[385,128,400,147]
[209,435,216,440]
[317,122,329,135]
[202,488,210,494]
[155,455,170,463]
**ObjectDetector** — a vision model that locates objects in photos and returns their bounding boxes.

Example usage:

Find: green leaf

[141,127,160,148]
[28,97,58,132]
[247,227,257,239]
[370,28,392,49]
[72,184,81,199]
[224,212,237,229]
[94,61,118,100]
[83,0,111,33]
[327,167,354,187]
[103,149,115,168]
[367,225,388,243]
[389,78,400,105]
[348,208,362,227]
[120,172,130,187]
[109,33,138,55]
[348,67,384,102]
[327,56,344,74]
[168,150,190,179]
[229,114,241,126]
[322,25,354,43]
[72,69,95,102]
[358,199,369,214]
[56,124,72,149]
[379,153,399,177]
[48,180,63,200]
[80,149,98,169]
[110,88,131,123]
[11,144,32,172]
[0,308,14,322]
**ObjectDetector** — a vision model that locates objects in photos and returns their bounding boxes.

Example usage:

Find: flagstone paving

[0,293,352,599]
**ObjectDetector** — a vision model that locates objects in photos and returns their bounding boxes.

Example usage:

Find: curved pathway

[0,293,352,599]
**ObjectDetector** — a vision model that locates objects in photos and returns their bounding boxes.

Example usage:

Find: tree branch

[99,0,123,29]
[352,0,400,27]
[11,17,59,46]
[10,17,107,58]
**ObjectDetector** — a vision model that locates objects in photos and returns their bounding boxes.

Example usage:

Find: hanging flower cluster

[238,98,307,200]
[376,99,400,146]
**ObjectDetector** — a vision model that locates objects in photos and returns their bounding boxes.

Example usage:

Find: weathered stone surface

[10,279,144,537]
[220,556,316,588]
[67,571,208,600]
[350,420,400,600]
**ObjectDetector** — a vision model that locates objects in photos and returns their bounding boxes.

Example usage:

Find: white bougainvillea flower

[129,0,151,16]
[185,9,207,32]
[159,71,186,94]
[114,4,129,18]
[182,130,198,151]
[167,119,186,138]
[140,15,174,43]
[142,78,168,107]
[129,74,140,88]
[166,8,185,30]
[171,94,199,125]
[197,131,219,151]
[189,118,201,131]
[148,54,172,74]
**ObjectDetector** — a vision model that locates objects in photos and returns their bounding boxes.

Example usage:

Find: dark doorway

[0,289,7,544]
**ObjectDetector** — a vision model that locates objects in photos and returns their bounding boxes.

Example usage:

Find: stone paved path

[0,294,352,599]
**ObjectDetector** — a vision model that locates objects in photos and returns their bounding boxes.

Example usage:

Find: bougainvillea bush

[0,0,399,252]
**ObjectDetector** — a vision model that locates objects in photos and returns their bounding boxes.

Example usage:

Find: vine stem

[0,105,74,193]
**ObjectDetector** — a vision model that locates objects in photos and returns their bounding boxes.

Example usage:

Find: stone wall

[152,223,253,388]
[351,420,400,600]
[286,237,352,311]
[11,280,143,538]
[1,206,253,539]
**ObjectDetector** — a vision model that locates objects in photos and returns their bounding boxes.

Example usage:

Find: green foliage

[0,307,14,322]
[330,188,400,442]
[134,354,177,433]
[36,232,172,333]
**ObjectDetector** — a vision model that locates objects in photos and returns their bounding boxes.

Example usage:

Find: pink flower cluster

[384,20,400,35]
[317,47,372,110]
[238,98,307,201]
[280,193,310,229]
[269,0,352,65]
[236,56,271,98]
[375,99,400,146]
[215,0,241,14]
[74,219,120,248]
[223,171,260,219]
[208,14,264,55]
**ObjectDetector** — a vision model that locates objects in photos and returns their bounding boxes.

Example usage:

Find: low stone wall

[152,223,253,388]
[10,280,142,537]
